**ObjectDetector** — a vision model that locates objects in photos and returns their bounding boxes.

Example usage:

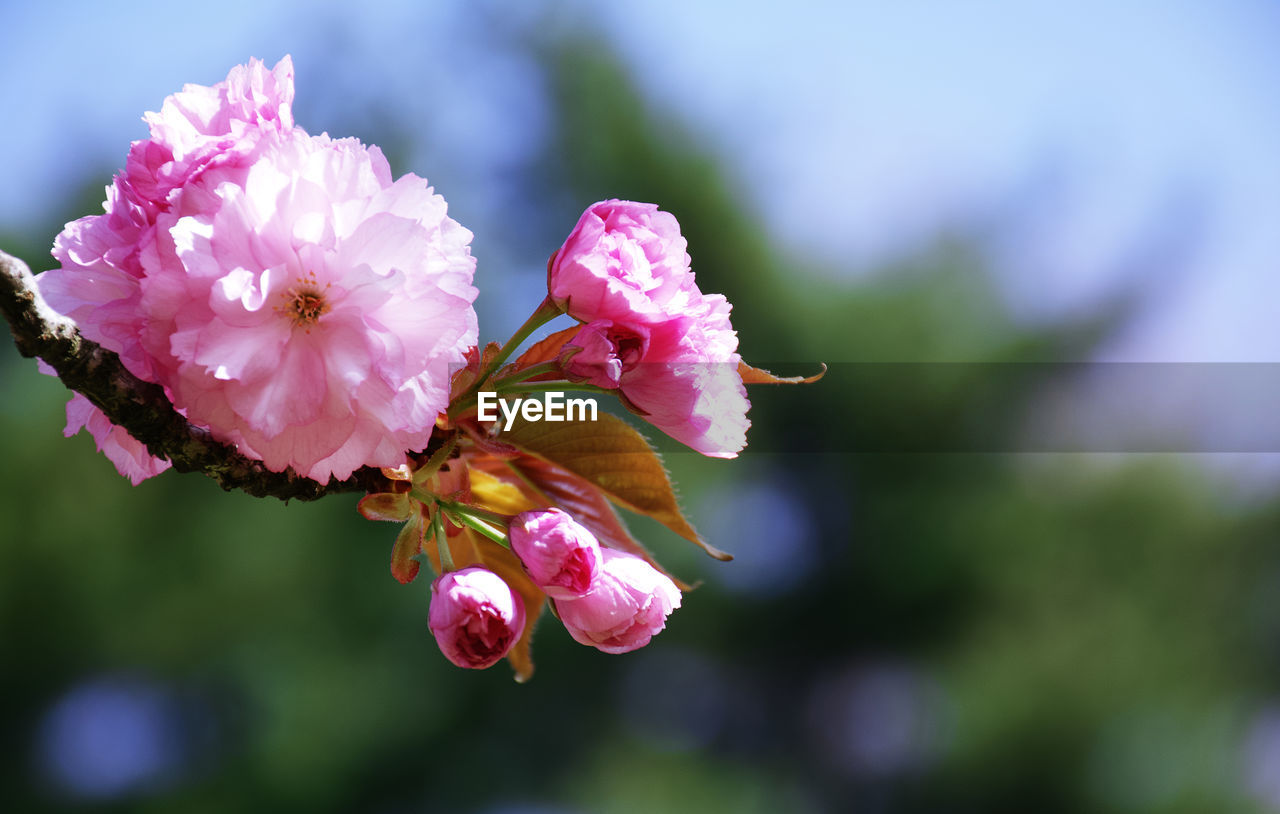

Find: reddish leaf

[739,360,827,385]
[390,512,426,584]
[510,326,581,372]
[358,491,413,522]
[501,413,731,561]
[459,421,522,459]
[449,341,502,402]
[381,465,413,482]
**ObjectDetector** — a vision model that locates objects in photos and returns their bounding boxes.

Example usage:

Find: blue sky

[3,0,1278,360]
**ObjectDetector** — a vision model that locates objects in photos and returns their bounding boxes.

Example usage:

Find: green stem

[412,432,458,487]
[432,507,454,572]
[467,297,562,398]
[453,512,510,547]
[436,500,511,526]
[437,500,510,548]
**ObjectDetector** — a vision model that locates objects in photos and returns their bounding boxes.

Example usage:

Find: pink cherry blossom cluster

[30,57,793,676]
[36,56,477,483]
[428,509,681,669]
[551,200,749,457]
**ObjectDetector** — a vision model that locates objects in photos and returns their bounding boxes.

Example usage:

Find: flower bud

[548,199,699,326]
[555,549,682,654]
[509,508,602,599]
[559,320,649,390]
[428,567,525,669]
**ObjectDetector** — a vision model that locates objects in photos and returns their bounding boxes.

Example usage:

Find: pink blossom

[34,57,477,483]
[548,200,701,326]
[555,549,682,654]
[548,200,750,457]
[38,57,297,382]
[153,131,477,481]
[63,393,172,486]
[428,567,526,669]
[126,55,297,221]
[34,57,300,483]
[509,508,602,599]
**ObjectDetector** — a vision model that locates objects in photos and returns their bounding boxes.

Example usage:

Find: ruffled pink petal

[64,394,171,485]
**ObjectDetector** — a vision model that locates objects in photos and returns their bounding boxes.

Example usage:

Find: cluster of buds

[429,509,680,669]
[355,191,807,677]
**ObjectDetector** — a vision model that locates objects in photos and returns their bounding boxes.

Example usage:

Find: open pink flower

[428,567,526,669]
[509,508,601,599]
[615,298,748,458]
[555,549,682,654]
[153,130,477,481]
[34,57,477,483]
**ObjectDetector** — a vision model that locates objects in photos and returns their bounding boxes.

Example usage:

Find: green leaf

[501,413,731,561]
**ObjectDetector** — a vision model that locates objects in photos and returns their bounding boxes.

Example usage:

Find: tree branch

[0,249,389,501]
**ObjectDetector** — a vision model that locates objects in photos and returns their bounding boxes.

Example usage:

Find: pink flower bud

[558,320,649,389]
[509,509,602,599]
[428,567,525,670]
[548,200,701,326]
[555,549,682,654]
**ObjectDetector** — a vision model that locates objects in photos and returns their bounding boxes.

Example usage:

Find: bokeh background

[3,1,1280,811]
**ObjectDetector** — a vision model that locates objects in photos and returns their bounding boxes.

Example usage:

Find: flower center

[278,270,331,331]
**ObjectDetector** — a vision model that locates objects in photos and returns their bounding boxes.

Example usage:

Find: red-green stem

[464,297,562,400]
[432,498,511,548]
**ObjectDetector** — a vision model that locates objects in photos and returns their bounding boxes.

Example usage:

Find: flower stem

[432,507,454,572]
[437,500,511,526]
[437,499,511,548]
[468,297,562,397]
[413,432,457,487]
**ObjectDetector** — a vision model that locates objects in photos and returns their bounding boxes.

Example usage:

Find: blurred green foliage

[3,31,1279,814]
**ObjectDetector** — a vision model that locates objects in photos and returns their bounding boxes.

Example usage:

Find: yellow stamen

[275,270,331,331]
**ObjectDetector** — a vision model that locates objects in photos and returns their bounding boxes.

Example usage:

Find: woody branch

[0,248,387,501]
